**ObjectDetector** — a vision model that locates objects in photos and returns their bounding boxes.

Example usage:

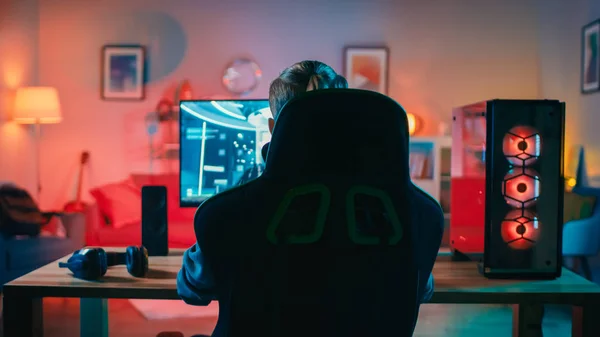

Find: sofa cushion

[94,220,195,248]
[90,178,142,229]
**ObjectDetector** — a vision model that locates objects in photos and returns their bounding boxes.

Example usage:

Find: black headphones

[59,246,149,280]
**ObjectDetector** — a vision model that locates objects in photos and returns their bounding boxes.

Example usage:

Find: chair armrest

[41,211,64,217]
[60,212,86,249]
[571,186,600,215]
[39,211,64,225]
[0,234,6,285]
[572,186,600,198]
[563,216,600,256]
[0,233,6,257]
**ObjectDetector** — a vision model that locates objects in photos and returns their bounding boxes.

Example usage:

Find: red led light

[501,209,541,250]
[498,124,543,251]
[502,168,540,208]
[502,126,541,166]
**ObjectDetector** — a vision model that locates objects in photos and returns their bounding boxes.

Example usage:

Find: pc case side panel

[483,100,496,272]
[450,102,487,255]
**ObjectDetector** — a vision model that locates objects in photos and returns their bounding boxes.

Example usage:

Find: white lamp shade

[13,87,62,124]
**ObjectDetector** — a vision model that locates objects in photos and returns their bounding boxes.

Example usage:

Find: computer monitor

[179,99,272,207]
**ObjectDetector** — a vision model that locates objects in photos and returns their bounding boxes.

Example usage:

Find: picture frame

[101,45,146,100]
[581,20,600,94]
[344,47,389,94]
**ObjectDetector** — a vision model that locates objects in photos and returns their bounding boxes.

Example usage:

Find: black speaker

[142,185,169,256]
[481,99,564,279]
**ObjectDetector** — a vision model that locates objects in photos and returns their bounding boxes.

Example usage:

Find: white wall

[537,0,600,177]
[2,0,542,208]
[0,0,39,194]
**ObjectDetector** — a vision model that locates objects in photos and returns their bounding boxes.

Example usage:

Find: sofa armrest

[60,212,86,249]
[0,234,6,284]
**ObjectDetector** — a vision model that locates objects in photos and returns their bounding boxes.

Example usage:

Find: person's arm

[420,271,435,303]
[414,189,444,304]
[176,243,214,306]
[177,197,223,305]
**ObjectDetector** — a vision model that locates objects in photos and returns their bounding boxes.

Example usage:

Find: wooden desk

[3,249,600,337]
[432,256,600,337]
[2,248,185,337]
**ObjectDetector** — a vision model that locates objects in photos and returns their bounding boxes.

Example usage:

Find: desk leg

[512,304,544,337]
[572,305,600,337]
[80,298,108,337]
[2,295,43,337]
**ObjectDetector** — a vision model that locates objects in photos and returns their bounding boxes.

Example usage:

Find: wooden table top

[5,248,600,305]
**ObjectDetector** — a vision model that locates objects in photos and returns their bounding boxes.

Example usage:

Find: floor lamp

[13,87,62,203]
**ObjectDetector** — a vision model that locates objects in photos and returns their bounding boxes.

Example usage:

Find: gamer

[176,61,353,305]
[176,61,355,305]
[177,60,443,330]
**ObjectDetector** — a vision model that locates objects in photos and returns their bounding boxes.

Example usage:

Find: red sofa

[86,174,197,248]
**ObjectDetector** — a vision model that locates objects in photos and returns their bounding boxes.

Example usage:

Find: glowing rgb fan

[502,126,541,166]
[500,125,541,250]
[501,168,540,208]
[500,209,541,250]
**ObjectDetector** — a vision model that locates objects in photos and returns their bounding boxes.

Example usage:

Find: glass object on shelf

[409,142,434,179]
[222,59,262,95]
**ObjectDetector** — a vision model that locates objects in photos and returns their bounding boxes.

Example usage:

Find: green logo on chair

[266,184,403,245]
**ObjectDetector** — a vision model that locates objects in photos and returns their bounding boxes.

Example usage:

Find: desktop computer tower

[451,99,564,279]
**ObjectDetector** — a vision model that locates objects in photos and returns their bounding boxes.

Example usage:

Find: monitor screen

[179,99,272,207]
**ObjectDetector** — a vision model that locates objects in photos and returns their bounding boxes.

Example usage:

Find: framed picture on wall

[344,47,389,94]
[101,45,146,100]
[582,20,600,94]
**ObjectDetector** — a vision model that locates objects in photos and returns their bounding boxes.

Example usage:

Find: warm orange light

[567,177,577,187]
[13,87,62,124]
[2,61,24,88]
[407,113,418,136]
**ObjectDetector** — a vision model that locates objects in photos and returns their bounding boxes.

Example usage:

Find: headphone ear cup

[66,248,107,280]
[139,246,149,277]
[97,249,108,277]
[125,246,148,277]
[125,246,140,277]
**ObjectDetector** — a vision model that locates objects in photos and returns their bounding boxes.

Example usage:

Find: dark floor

[0,297,573,337]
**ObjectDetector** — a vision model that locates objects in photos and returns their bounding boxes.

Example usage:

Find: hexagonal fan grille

[500,209,541,250]
[501,168,540,208]
[500,125,542,250]
[502,126,541,167]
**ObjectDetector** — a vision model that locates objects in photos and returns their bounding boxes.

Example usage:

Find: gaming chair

[195,89,430,337]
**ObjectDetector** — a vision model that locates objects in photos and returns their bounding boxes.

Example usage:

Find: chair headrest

[264,89,410,183]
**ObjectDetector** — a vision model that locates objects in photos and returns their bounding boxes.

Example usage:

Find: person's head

[268,60,348,133]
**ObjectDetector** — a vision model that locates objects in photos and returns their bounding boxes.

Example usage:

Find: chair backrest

[264,89,411,183]
[215,89,419,337]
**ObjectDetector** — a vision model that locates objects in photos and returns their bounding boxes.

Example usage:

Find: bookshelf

[410,136,452,221]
